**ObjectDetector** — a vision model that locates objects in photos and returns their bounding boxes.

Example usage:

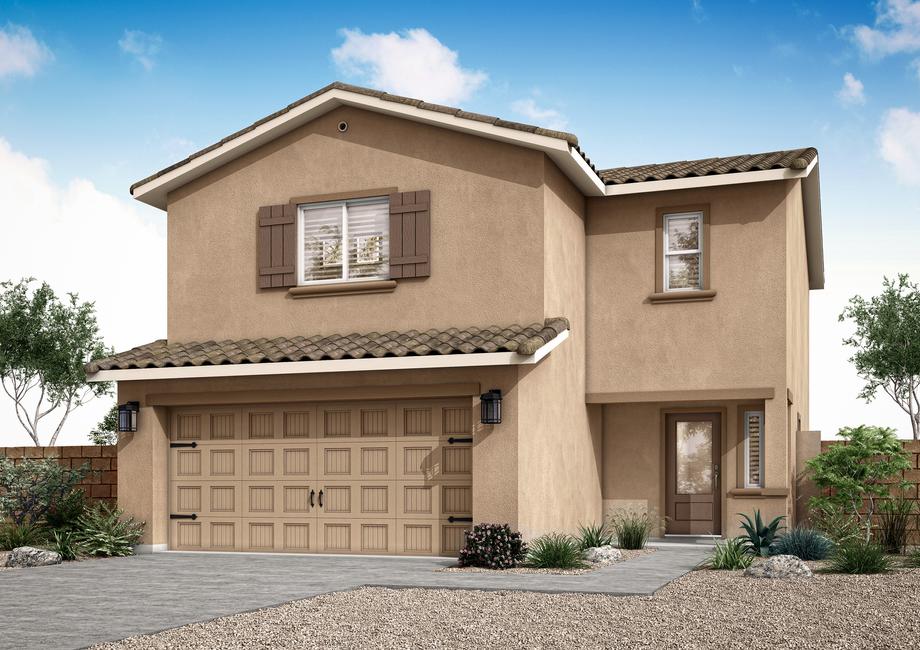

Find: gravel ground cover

[94,566,920,649]
[439,548,655,574]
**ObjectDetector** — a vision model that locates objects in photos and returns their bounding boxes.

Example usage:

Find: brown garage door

[168,398,473,555]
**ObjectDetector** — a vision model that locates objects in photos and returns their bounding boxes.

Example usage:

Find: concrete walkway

[0,546,709,650]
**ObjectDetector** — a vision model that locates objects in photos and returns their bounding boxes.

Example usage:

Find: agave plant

[738,510,785,557]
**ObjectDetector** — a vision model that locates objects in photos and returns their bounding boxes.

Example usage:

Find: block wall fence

[0,445,118,506]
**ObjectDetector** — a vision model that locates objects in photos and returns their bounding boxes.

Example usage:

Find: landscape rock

[583,545,622,565]
[743,554,812,579]
[4,546,62,568]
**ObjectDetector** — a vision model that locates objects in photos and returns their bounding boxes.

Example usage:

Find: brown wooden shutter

[389,190,430,279]
[257,203,297,288]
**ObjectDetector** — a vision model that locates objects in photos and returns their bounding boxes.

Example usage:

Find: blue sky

[1,0,920,444]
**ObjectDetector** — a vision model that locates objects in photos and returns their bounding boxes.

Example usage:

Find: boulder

[743,554,812,579]
[583,545,623,565]
[5,546,62,568]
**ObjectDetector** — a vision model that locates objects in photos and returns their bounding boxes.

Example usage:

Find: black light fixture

[480,389,502,424]
[118,401,140,433]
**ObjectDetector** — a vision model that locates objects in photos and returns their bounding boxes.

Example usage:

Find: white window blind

[743,410,764,488]
[663,211,703,291]
[300,197,389,284]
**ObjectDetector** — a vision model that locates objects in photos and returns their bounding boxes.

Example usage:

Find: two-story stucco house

[87,82,824,555]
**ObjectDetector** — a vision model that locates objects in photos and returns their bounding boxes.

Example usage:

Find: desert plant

[770,526,834,561]
[610,509,656,550]
[828,540,891,574]
[47,529,84,561]
[526,533,587,569]
[74,502,145,557]
[0,521,47,550]
[577,521,614,550]
[739,510,785,557]
[0,457,90,526]
[876,496,916,554]
[810,502,863,546]
[703,538,754,570]
[45,488,88,531]
[807,425,911,542]
[457,523,526,569]
[905,548,920,568]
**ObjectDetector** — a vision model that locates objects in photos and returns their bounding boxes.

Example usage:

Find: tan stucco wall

[166,106,546,342]
[515,160,602,538]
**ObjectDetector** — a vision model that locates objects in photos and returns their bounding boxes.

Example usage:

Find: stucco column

[116,403,169,551]
[472,378,519,530]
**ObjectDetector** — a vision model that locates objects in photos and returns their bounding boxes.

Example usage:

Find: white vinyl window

[743,410,765,488]
[663,211,703,291]
[298,197,389,284]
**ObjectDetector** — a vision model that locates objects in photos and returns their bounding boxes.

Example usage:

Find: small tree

[807,425,911,542]
[89,403,119,445]
[0,279,111,446]
[0,457,90,525]
[840,274,920,439]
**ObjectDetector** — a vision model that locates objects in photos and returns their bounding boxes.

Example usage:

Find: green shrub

[739,510,785,557]
[828,540,891,574]
[703,538,753,570]
[876,496,916,554]
[48,530,84,561]
[770,526,833,561]
[458,523,526,569]
[45,489,88,531]
[526,533,587,569]
[610,509,656,550]
[75,503,145,557]
[577,522,613,550]
[810,503,862,546]
[0,521,47,550]
[0,457,90,526]
[905,548,920,568]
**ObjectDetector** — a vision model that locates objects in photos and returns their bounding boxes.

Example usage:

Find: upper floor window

[663,211,703,291]
[298,197,389,284]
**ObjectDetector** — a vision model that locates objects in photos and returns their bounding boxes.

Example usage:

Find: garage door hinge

[170,441,198,448]
[447,437,472,444]
[447,516,473,523]
[170,513,198,520]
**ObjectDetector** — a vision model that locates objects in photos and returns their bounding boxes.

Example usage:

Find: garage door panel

[170,517,241,551]
[170,480,242,518]
[171,407,242,441]
[242,442,317,481]
[243,480,320,518]
[317,441,396,481]
[316,518,397,554]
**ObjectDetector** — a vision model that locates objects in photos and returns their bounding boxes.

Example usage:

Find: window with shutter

[743,410,764,488]
[389,190,430,279]
[257,204,297,288]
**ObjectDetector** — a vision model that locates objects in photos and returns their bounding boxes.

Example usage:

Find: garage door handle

[318,490,324,508]
[448,437,472,444]
[170,442,198,448]
[170,513,198,520]
[309,489,315,508]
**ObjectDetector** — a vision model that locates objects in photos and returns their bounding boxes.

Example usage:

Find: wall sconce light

[480,389,502,424]
[118,401,139,433]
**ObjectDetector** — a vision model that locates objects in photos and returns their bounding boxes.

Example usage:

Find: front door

[666,412,721,535]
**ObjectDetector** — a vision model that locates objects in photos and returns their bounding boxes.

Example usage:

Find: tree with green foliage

[89,403,119,445]
[0,279,111,446]
[0,456,89,525]
[840,274,920,439]
[807,425,911,542]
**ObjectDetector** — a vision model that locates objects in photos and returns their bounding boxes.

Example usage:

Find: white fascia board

[87,329,569,383]
[131,88,599,209]
[603,156,818,196]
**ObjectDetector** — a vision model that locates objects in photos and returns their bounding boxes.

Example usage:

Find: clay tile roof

[85,317,570,373]
[598,147,817,185]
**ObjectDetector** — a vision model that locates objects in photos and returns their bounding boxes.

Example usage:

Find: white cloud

[878,107,920,184]
[0,24,52,79]
[836,72,866,105]
[691,0,706,22]
[510,97,569,131]
[331,28,486,105]
[850,0,920,57]
[912,57,920,81]
[118,29,163,71]
[0,138,166,445]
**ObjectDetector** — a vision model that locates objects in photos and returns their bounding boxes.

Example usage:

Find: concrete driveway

[1,546,708,650]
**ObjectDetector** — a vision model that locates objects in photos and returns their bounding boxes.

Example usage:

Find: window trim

[663,211,703,292]
[653,204,711,296]
[296,195,390,286]
[742,409,765,489]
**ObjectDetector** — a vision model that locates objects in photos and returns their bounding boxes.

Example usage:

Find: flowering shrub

[458,523,526,569]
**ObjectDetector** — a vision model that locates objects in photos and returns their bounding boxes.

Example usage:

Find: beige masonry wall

[166,105,547,342]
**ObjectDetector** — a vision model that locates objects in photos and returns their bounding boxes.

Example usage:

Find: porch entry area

[665,412,721,535]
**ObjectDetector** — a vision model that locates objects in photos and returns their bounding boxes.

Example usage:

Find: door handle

[318,489,324,508]
[309,489,315,508]
[713,464,720,486]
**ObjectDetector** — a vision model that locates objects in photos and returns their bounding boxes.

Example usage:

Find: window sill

[728,488,789,499]
[648,289,717,304]
[288,280,397,299]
